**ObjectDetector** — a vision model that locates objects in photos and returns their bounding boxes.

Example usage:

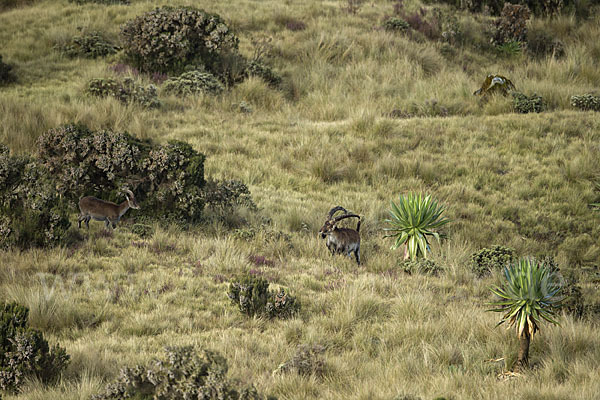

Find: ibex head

[319,206,359,238]
[124,189,140,210]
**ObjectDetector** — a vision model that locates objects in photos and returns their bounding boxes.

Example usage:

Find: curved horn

[333,213,360,222]
[327,206,347,220]
[125,189,135,198]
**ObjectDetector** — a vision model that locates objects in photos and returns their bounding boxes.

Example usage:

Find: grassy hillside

[1,0,600,399]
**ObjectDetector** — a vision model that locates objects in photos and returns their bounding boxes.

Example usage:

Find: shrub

[0,302,70,393]
[163,70,224,96]
[571,94,600,111]
[0,145,71,249]
[399,259,443,275]
[399,7,441,40]
[512,92,544,113]
[202,179,256,212]
[57,31,120,58]
[86,77,160,108]
[471,245,516,276]
[526,26,565,58]
[274,344,326,377]
[245,60,282,87]
[92,346,269,400]
[228,275,299,319]
[383,17,410,32]
[0,55,16,85]
[36,124,207,223]
[491,4,530,46]
[69,0,129,4]
[129,223,153,238]
[120,7,239,75]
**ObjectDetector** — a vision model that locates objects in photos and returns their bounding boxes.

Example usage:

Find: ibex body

[78,189,139,230]
[319,206,361,265]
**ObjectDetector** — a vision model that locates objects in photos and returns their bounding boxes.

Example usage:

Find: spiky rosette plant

[384,193,450,260]
[488,258,563,371]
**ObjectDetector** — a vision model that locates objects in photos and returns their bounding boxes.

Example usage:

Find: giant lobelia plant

[384,193,450,260]
[488,258,563,371]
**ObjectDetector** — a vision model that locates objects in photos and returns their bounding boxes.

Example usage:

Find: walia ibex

[78,189,140,230]
[319,206,361,265]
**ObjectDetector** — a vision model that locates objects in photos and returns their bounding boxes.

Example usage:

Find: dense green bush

[274,344,326,377]
[0,145,71,249]
[512,92,544,113]
[0,302,70,393]
[245,60,282,87]
[120,7,239,75]
[57,31,120,58]
[571,94,600,111]
[0,55,16,85]
[86,77,160,108]
[69,0,129,4]
[36,124,206,223]
[383,17,410,32]
[471,245,516,276]
[163,70,224,96]
[203,179,257,212]
[228,275,299,319]
[399,259,443,275]
[491,4,530,46]
[92,346,269,400]
[526,26,565,58]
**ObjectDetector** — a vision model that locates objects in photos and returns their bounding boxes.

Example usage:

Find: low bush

[0,55,16,85]
[491,4,530,46]
[57,31,120,58]
[471,245,516,276]
[163,70,224,96]
[245,60,282,87]
[399,259,443,275]
[526,26,565,58]
[0,145,71,249]
[228,274,299,319]
[274,344,326,377]
[92,346,270,400]
[69,0,129,4]
[36,124,206,223]
[383,17,410,32]
[512,92,544,113]
[129,223,153,238]
[86,77,160,108]
[0,302,70,393]
[120,7,239,75]
[203,179,256,212]
[571,94,600,111]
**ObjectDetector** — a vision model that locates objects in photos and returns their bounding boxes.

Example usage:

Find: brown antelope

[78,189,139,230]
[319,206,361,265]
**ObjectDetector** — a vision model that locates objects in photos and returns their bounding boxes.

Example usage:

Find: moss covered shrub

[399,259,443,275]
[163,70,224,96]
[0,145,71,249]
[69,0,129,4]
[512,92,544,113]
[245,60,282,87]
[120,7,239,75]
[92,346,270,400]
[36,124,206,223]
[57,31,120,58]
[0,55,16,85]
[275,344,326,377]
[491,3,530,46]
[383,17,410,32]
[571,94,600,111]
[471,245,516,277]
[86,77,160,108]
[0,302,70,393]
[202,179,256,212]
[228,275,299,319]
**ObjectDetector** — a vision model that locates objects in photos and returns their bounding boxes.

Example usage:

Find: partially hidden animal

[319,206,361,265]
[78,189,140,230]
